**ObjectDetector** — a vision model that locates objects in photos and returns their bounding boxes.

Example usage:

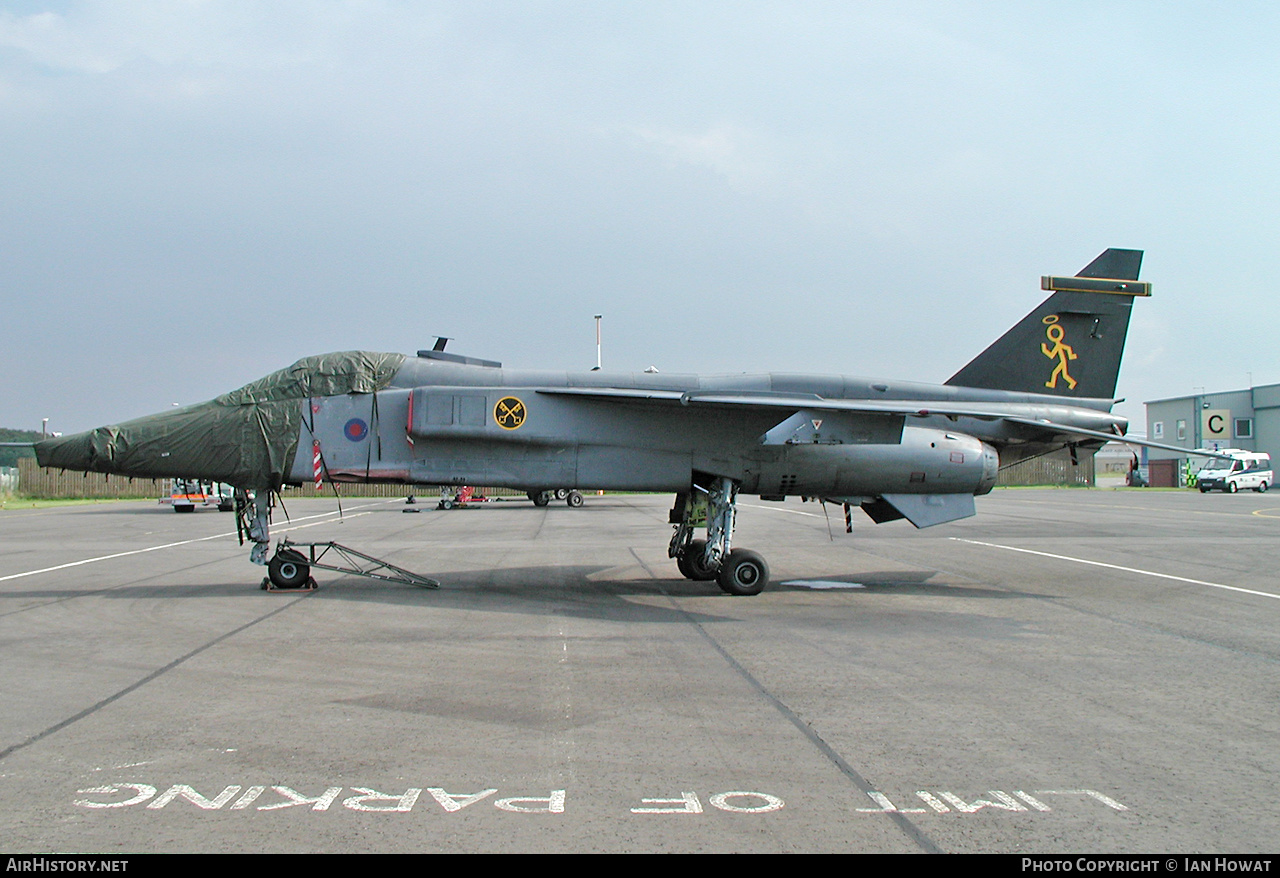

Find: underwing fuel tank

[755,426,998,498]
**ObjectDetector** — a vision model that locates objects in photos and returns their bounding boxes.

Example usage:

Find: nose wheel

[264,548,315,590]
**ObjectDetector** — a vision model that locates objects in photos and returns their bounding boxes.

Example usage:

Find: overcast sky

[3,1,1277,434]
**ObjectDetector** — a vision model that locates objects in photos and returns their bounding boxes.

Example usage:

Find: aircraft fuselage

[297,360,1121,501]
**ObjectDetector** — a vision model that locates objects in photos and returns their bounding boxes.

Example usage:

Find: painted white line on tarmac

[782,580,866,590]
[0,502,390,583]
[739,503,825,518]
[951,538,1280,602]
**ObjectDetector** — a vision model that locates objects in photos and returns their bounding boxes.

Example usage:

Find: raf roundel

[494,396,527,430]
[344,418,369,441]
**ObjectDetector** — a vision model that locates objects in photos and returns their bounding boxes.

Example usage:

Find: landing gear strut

[235,489,273,567]
[669,476,771,595]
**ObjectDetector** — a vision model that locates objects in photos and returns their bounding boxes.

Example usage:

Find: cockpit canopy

[217,351,406,405]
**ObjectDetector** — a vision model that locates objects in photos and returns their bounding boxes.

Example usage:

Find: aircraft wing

[538,386,1106,425]
[541,387,1039,419]
[538,387,1233,459]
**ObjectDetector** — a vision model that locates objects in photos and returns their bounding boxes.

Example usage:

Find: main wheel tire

[680,539,719,581]
[566,490,584,507]
[530,491,551,507]
[716,549,769,596]
[268,550,311,589]
[1257,482,1269,493]
[554,489,569,500]
[1199,486,1209,493]
[1227,482,1238,493]
[676,553,695,579]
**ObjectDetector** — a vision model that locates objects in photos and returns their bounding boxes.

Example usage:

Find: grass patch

[0,496,157,510]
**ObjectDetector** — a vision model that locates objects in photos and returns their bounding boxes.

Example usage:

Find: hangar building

[1143,382,1280,486]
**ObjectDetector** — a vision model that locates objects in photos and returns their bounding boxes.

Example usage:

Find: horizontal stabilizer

[1001,417,1236,460]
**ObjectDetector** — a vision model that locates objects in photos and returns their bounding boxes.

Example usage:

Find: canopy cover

[36,351,406,489]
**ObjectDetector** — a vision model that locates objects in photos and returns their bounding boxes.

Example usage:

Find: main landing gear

[527,489,585,507]
[668,476,770,596]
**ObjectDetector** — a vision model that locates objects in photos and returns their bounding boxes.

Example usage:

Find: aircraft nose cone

[34,428,119,473]
[30,400,300,490]
[32,408,209,481]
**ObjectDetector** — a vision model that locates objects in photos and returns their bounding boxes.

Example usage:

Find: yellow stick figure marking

[1041,315,1077,390]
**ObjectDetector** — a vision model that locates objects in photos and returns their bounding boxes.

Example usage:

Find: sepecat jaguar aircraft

[37,248,1200,594]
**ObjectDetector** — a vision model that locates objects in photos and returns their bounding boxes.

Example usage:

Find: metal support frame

[276,538,439,589]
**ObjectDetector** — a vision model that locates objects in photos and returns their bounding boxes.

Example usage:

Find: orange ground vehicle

[169,478,234,513]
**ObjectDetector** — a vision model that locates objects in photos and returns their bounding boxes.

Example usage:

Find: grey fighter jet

[36,248,1184,594]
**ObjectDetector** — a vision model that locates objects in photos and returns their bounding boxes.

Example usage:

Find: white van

[1195,450,1272,493]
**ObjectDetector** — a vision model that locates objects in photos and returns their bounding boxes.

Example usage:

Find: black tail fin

[945,248,1147,399]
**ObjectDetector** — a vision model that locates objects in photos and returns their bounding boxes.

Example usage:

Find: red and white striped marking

[312,440,323,489]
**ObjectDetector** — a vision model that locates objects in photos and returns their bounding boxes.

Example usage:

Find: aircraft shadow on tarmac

[777,571,1039,601]
[305,566,1046,640]
[0,562,1047,640]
